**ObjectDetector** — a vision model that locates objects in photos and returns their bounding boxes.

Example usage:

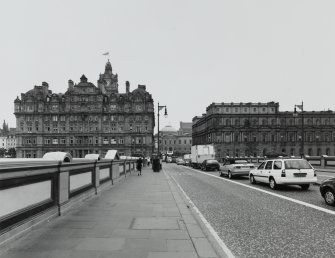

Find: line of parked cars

[186,157,335,207]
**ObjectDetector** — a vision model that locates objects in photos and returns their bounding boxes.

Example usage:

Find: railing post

[94,160,99,194]
[321,155,326,168]
[57,161,69,216]
[110,160,114,184]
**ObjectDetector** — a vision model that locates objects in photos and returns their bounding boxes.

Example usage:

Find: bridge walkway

[1,165,220,258]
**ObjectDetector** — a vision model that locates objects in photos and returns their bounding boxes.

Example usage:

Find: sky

[0,0,335,132]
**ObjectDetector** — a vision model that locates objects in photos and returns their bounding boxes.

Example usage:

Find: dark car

[320,178,335,206]
[201,159,220,171]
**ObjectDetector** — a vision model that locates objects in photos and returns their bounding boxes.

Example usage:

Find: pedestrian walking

[136,157,143,176]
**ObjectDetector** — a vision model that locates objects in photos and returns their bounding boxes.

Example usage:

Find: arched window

[226,119,230,126]
[289,119,294,126]
[325,119,329,125]
[262,119,267,126]
[307,119,313,126]
[280,119,285,126]
[235,119,240,126]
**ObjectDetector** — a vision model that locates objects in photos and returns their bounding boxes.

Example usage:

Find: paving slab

[132,217,180,230]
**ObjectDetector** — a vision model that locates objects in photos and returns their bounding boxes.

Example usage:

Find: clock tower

[98,60,119,94]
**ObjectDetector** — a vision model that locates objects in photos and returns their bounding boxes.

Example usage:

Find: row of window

[159,139,192,145]
[208,117,334,127]
[163,147,191,152]
[213,106,276,114]
[23,136,149,145]
[217,147,333,157]
[20,125,151,133]
[22,115,150,123]
[205,131,335,143]
[17,104,149,113]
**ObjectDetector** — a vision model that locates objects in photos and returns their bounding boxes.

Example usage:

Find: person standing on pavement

[136,157,143,176]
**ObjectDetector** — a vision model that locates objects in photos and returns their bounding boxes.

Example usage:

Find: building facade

[156,122,192,156]
[192,102,335,159]
[6,128,16,149]
[0,121,16,150]
[14,61,155,158]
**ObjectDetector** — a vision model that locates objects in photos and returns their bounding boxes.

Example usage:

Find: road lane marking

[183,166,335,216]
[318,175,334,178]
[167,172,235,258]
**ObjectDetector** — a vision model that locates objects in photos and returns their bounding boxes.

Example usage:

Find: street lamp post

[294,101,304,157]
[157,102,168,157]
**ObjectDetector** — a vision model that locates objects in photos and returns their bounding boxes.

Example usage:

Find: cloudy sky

[0,0,334,131]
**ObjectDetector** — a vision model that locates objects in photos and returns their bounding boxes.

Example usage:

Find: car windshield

[284,160,312,169]
[207,160,218,164]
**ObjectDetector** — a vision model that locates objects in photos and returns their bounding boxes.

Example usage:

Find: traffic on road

[164,162,335,257]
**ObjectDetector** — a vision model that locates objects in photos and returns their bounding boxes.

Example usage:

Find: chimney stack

[68,79,74,90]
[126,81,130,93]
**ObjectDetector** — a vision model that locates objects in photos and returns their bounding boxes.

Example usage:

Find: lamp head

[164,107,168,118]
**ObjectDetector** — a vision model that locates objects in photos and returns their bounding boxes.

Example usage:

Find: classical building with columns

[155,122,192,156]
[14,61,155,158]
[192,102,335,159]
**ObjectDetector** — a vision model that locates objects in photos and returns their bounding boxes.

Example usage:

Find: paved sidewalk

[1,166,221,258]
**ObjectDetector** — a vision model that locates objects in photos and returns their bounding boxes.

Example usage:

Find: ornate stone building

[0,120,16,150]
[14,61,155,158]
[192,102,335,159]
[155,122,192,156]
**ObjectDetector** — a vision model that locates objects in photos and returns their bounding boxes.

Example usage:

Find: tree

[7,148,16,158]
[0,148,5,157]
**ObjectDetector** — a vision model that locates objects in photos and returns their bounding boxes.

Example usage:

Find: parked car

[176,158,186,165]
[249,158,317,190]
[320,178,335,206]
[201,159,220,171]
[220,158,255,179]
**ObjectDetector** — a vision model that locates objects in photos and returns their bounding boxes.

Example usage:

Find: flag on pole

[102,52,109,56]
[296,105,303,111]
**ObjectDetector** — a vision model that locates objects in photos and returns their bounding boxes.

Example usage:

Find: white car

[220,158,255,179]
[176,158,185,165]
[249,158,317,190]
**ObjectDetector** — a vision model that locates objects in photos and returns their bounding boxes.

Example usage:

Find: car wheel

[269,177,277,189]
[250,175,256,184]
[219,171,223,177]
[228,171,232,179]
[324,188,335,206]
[300,184,310,190]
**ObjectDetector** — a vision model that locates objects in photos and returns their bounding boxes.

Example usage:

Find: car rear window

[284,160,312,169]
[235,160,248,164]
[207,160,218,164]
